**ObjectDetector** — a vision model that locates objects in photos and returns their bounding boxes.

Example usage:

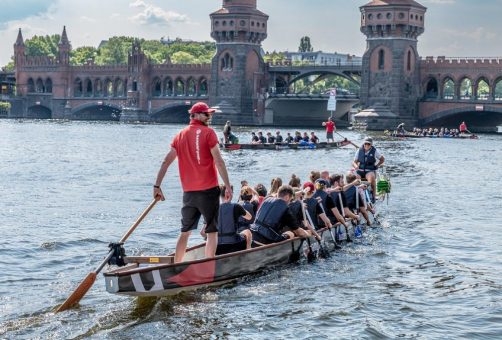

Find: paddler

[250,185,309,245]
[153,102,233,263]
[214,184,253,255]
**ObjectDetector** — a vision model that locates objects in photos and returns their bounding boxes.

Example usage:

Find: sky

[1,0,502,66]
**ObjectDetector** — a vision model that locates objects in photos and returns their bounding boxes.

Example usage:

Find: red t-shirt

[325,121,335,133]
[459,123,467,132]
[171,120,219,192]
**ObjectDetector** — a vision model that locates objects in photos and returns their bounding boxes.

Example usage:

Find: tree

[95,36,134,65]
[170,51,196,64]
[298,36,314,53]
[25,34,60,57]
[70,46,98,65]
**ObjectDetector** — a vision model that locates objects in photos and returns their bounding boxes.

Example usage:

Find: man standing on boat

[153,102,233,263]
[322,117,336,143]
[459,121,468,134]
[352,137,384,203]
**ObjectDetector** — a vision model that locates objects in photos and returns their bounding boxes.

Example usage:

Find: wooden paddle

[300,197,329,259]
[335,131,359,148]
[55,198,159,313]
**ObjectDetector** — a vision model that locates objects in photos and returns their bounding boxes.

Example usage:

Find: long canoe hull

[104,238,304,297]
[222,140,351,150]
[389,133,478,139]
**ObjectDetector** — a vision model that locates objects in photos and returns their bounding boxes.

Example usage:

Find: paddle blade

[55,272,96,313]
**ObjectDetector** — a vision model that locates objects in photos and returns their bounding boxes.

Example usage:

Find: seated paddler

[215,184,253,255]
[250,185,309,245]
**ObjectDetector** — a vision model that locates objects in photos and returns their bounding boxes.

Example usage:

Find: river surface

[0,119,501,339]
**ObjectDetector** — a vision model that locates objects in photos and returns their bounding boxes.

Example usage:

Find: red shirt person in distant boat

[459,121,468,133]
[153,102,233,263]
[322,117,336,142]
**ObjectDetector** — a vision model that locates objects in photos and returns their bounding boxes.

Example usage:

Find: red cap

[189,102,216,114]
[303,181,315,193]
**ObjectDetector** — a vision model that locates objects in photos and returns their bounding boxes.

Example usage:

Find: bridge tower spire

[209,0,269,124]
[356,0,427,130]
[58,26,71,65]
[14,28,25,67]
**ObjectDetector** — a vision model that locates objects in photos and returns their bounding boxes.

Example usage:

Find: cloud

[0,0,57,29]
[129,2,188,26]
[441,27,496,43]
[80,16,96,22]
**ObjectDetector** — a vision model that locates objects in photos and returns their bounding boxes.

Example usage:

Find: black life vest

[329,191,345,216]
[238,201,255,230]
[357,146,377,171]
[251,198,288,241]
[217,203,241,244]
[276,135,283,143]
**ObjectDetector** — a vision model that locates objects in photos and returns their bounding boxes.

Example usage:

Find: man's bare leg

[174,231,191,263]
[205,232,218,258]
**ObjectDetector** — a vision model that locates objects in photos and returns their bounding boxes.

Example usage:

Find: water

[1,120,501,339]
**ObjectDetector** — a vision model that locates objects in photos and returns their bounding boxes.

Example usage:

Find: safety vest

[238,201,255,230]
[217,203,241,244]
[357,146,377,171]
[251,198,288,242]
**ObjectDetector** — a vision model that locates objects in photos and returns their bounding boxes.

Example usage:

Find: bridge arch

[45,78,52,93]
[494,77,502,101]
[27,78,35,93]
[164,77,174,96]
[287,70,360,92]
[27,104,52,119]
[36,78,45,93]
[115,78,126,97]
[71,102,122,121]
[150,102,192,123]
[152,77,162,97]
[422,106,502,128]
[175,77,185,96]
[441,77,455,99]
[475,77,490,100]
[84,78,93,97]
[423,76,439,99]
[95,79,103,97]
[104,79,113,97]
[187,77,197,96]
[199,77,208,96]
[74,78,83,97]
[459,77,473,100]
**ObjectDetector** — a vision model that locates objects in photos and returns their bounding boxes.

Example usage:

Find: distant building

[160,37,196,45]
[283,51,362,65]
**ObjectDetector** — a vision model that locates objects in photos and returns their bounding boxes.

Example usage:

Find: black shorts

[357,169,375,179]
[216,237,247,255]
[181,186,220,233]
[326,132,334,140]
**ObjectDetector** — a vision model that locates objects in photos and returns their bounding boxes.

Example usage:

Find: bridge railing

[268,60,362,68]
[267,92,359,100]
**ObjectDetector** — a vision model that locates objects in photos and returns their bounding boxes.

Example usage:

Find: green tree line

[2,35,216,68]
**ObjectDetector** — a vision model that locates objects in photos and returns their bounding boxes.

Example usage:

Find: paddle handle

[334,131,359,148]
[120,199,158,243]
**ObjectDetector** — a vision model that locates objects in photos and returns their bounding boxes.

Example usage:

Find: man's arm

[210,144,233,200]
[153,148,177,201]
[376,155,385,168]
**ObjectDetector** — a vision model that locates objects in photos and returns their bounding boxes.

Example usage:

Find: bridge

[418,57,502,131]
[4,0,502,131]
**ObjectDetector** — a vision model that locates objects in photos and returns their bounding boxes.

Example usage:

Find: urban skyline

[1,0,502,66]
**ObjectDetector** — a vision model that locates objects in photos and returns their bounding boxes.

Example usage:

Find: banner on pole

[327,88,337,111]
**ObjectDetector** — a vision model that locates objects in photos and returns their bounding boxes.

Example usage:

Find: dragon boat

[221,139,352,151]
[387,132,478,139]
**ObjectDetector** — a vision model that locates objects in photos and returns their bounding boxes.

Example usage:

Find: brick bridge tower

[209,0,269,124]
[355,0,427,130]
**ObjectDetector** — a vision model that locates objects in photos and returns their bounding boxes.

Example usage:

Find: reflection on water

[0,120,501,338]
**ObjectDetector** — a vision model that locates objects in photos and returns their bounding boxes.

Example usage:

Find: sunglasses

[364,142,371,146]
[199,112,211,117]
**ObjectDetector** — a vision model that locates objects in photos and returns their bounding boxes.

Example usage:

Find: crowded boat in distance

[387,121,479,139]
